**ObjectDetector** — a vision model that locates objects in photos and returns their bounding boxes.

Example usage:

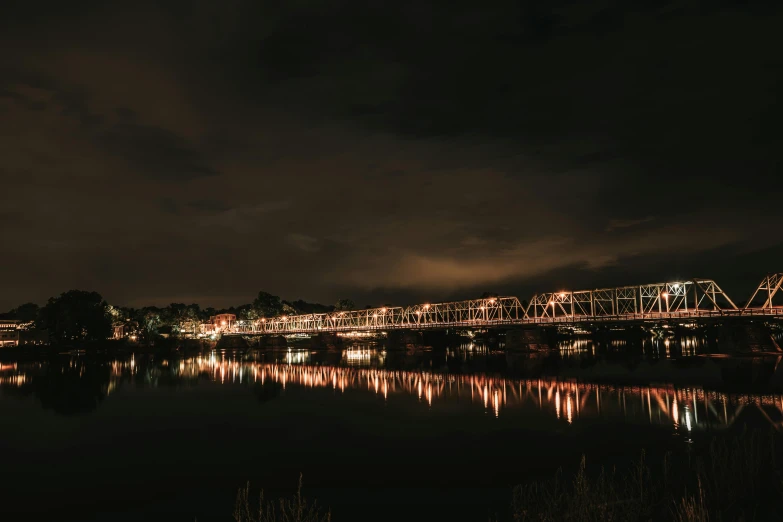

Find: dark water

[2,338,783,521]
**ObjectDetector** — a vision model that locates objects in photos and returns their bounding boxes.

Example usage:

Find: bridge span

[229,273,783,336]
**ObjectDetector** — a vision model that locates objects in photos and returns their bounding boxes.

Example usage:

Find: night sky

[1,1,781,310]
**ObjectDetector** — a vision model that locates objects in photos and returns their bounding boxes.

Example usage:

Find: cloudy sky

[1,1,781,310]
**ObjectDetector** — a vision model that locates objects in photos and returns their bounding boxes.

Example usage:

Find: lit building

[211,314,236,331]
[111,320,139,341]
[0,320,47,346]
[199,314,237,336]
[0,320,21,347]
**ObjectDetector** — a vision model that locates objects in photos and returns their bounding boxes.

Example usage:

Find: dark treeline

[0,290,358,345]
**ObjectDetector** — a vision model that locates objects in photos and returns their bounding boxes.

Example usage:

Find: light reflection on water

[555,336,705,358]
[2,346,783,433]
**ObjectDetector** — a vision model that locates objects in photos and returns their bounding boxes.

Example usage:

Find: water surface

[1,339,782,521]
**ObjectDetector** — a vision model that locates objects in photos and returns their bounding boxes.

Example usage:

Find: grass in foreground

[508,432,783,522]
[234,432,783,522]
[233,474,330,522]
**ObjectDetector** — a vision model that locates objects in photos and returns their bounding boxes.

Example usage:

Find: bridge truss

[231,274,783,335]
[744,273,783,310]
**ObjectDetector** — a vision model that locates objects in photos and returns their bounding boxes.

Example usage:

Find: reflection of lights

[12,345,783,430]
[672,397,679,429]
[559,292,566,298]
[285,350,310,365]
[0,374,26,387]
[342,348,376,366]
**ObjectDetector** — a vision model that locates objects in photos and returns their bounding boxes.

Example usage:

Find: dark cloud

[187,199,232,213]
[0,1,781,310]
[98,123,218,181]
[606,216,656,232]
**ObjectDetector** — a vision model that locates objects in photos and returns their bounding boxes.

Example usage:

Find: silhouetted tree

[136,307,163,342]
[253,291,284,317]
[334,298,355,311]
[39,290,112,343]
[3,302,40,324]
[288,299,334,315]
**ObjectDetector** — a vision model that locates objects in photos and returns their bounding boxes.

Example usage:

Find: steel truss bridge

[230,273,783,336]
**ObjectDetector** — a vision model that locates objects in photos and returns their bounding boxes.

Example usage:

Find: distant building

[0,319,21,330]
[0,330,19,347]
[199,322,217,336]
[0,320,20,347]
[112,321,139,341]
[198,313,237,337]
[0,320,47,347]
[212,314,236,330]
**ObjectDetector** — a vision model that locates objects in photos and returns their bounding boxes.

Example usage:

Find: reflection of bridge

[4,354,783,430]
[230,274,783,336]
[169,355,783,430]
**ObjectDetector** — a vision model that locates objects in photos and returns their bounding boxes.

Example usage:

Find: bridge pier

[420,329,471,347]
[310,332,341,350]
[386,329,422,350]
[505,328,551,351]
[717,322,781,354]
[257,335,287,349]
[217,335,249,350]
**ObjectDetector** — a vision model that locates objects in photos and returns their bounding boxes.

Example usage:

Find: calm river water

[1,338,782,521]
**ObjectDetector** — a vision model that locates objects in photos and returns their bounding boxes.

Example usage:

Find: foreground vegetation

[507,432,782,521]
[234,432,783,522]
[233,475,331,522]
